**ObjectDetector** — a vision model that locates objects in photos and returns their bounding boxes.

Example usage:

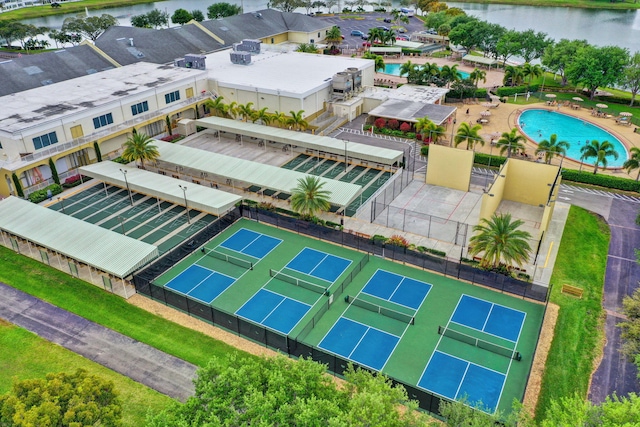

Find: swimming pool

[518,109,628,168]
[382,63,470,80]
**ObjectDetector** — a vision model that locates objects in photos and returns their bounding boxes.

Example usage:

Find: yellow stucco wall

[425,145,474,191]
[479,162,508,221]
[503,159,559,206]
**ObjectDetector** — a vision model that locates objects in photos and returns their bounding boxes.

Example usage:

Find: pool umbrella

[482,102,493,107]
[596,103,608,109]
[480,110,491,117]
[545,94,556,99]
[572,97,584,102]
[619,112,633,117]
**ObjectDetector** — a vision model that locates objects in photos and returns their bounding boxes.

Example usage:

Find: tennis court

[218,228,282,259]
[361,269,432,310]
[286,247,352,283]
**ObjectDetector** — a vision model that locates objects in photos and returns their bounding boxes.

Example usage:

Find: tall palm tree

[367,28,383,44]
[121,132,160,169]
[536,134,569,164]
[522,62,543,85]
[363,52,385,72]
[469,68,486,86]
[419,62,440,85]
[325,25,342,48]
[503,65,524,87]
[287,110,308,131]
[415,118,445,144]
[439,64,460,88]
[580,140,619,174]
[271,111,287,128]
[468,213,532,269]
[399,60,415,77]
[496,128,526,158]
[252,107,271,125]
[454,122,484,150]
[203,96,227,117]
[290,176,331,218]
[237,102,254,122]
[623,147,640,181]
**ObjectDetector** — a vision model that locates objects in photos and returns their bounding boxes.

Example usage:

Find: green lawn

[534,206,609,420]
[0,320,174,426]
[0,0,158,21]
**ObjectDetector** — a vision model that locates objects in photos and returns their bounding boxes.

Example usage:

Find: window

[131,101,149,116]
[164,91,180,104]
[92,113,114,129]
[32,132,58,150]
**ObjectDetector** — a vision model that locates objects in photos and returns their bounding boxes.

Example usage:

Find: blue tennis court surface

[451,295,526,342]
[236,289,311,335]
[318,317,399,370]
[220,228,282,259]
[418,351,505,413]
[362,269,432,310]
[286,247,351,282]
[165,265,235,304]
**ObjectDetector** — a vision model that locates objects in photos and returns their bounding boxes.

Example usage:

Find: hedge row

[29,184,63,203]
[495,84,539,97]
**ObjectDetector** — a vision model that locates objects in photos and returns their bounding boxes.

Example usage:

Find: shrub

[561,169,640,192]
[372,234,388,245]
[416,134,422,141]
[495,84,539,97]
[62,175,91,188]
[29,184,63,203]
[420,145,429,156]
[387,234,409,248]
[473,152,507,168]
[11,173,24,197]
[426,248,447,257]
[374,118,386,128]
[400,122,412,132]
[417,245,427,252]
[111,157,128,164]
[387,119,400,130]
[160,134,183,142]
[405,132,416,140]
[257,202,276,211]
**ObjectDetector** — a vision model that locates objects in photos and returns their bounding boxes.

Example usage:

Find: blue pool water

[382,63,470,80]
[518,109,628,167]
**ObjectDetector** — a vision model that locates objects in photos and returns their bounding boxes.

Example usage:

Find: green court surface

[153,218,544,415]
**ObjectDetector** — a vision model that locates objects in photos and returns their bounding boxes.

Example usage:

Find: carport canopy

[0,196,158,278]
[79,161,241,216]
[194,116,403,166]
[153,140,361,207]
[461,54,498,68]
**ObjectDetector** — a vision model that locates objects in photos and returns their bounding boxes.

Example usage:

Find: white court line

[454,362,471,400]
[165,265,214,295]
[482,304,495,332]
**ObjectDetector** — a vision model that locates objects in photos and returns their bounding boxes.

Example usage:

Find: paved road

[0,282,197,402]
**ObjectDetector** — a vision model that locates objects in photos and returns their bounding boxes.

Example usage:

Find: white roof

[462,55,498,66]
[154,140,361,207]
[194,116,403,165]
[79,162,242,216]
[0,196,158,278]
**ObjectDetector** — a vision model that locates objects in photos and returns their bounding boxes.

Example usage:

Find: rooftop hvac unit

[241,39,261,54]
[230,51,252,65]
[174,54,206,69]
[346,67,362,89]
[174,57,186,67]
[332,72,352,93]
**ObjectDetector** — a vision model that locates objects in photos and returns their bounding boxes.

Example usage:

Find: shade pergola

[194,117,403,166]
[461,54,498,68]
[0,196,158,278]
[79,162,242,216]
[153,140,361,208]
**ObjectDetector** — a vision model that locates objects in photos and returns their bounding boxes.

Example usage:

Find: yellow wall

[261,33,288,44]
[539,173,561,233]
[503,159,559,206]
[479,162,508,221]
[425,145,474,191]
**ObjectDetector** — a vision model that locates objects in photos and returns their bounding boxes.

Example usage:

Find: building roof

[154,140,361,207]
[462,54,498,66]
[194,116,403,165]
[0,45,115,97]
[0,62,205,136]
[79,162,242,216]
[0,196,158,278]
[204,49,372,98]
[368,99,457,125]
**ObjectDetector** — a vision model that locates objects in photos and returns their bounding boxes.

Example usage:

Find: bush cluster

[495,84,539,97]
[473,153,507,168]
[62,175,91,188]
[160,134,184,142]
[561,169,640,192]
[29,184,63,203]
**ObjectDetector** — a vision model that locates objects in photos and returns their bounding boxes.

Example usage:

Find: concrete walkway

[0,282,197,402]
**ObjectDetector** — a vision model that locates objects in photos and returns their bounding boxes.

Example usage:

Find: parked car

[350,30,364,37]
[397,27,406,33]
[361,34,369,40]
[383,18,392,23]
[376,26,389,31]
[396,36,409,41]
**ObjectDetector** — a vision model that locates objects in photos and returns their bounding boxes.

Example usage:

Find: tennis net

[345,295,415,325]
[269,269,328,295]
[202,248,253,270]
[437,325,521,361]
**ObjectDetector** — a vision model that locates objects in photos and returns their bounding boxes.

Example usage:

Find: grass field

[534,206,608,420]
[0,319,174,426]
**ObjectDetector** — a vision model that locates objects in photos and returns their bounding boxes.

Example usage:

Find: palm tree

[252,107,271,125]
[271,111,287,128]
[419,62,440,85]
[367,28,383,44]
[623,147,640,181]
[469,68,486,86]
[226,101,239,120]
[439,64,460,88]
[503,65,524,87]
[454,122,484,150]
[325,25,342,48]
[237,102,254,122]
[468,213,532,269]
[287,110,308,131]
[496,128,526,158]
[522,62,542,85]
[203,96,227,117]
[536,134,569,164]
[122,132,160,169]
[290,176,331,218]
[580,140,619,174]
[399,60,415,77]
[415,118,445,144]
[363,52,385,72]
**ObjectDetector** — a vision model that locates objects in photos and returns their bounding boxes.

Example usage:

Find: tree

[469,68,486,86]
[518,29,550,63]
[503,65,524,87]
[580,139,619,174]
[48,158,60,185]
[207,2,242,19]
[146,9,169,28]
[541,38,589,86]
[496,128,526,158]
[522,62,542,84]
[237,102,255,122]
[296,43,319,53]
[286,110,309,131]
[271,111,287,128]
[0,369,122,427]
[415,118,445,143]
[363,51,385,72]
[366,27,384,44]
[122,132,160,169]
[623,147,640,181]
[191,9,205,22]
[622,52,640,107]
[62,14,118,41]
[438,64,460,88]
[204,96,228,117]
[454,122,483,150]
[536,134,569,164]
[468,213,532,269]
[270,0,303,13]
[0,20,23,48]
[496,29,521,66]
[131,13,150,28]
[619,287,640,360]
[291,176,331,218]
[252,107,272,125]
[566,45,629,99]
[325,25,342,48]
[171,8,193,26]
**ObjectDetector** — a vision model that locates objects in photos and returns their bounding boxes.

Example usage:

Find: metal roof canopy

[461,54,498,67]
[79,162,241,216]
[368,99,457,126]
[194,116,403,166]
[0,196,158,278]
[154,140,361,207]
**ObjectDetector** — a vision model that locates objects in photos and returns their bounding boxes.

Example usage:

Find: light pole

[119,168,133,206]
[344,140,348,172]
[179,184,190,224]
[57,197,66,214]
